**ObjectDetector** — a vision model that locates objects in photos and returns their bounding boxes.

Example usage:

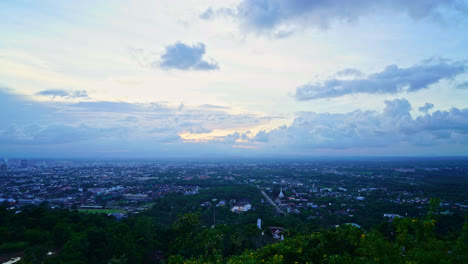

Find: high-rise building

[0,164,7,175]
[20,160,27,168]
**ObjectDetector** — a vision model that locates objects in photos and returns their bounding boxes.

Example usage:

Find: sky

[1,0,468,158]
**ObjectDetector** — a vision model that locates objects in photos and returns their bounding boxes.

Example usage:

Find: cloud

[457,81,468,89]
[200,8,215,20]
[419,103,435,113]
[248,98,468,153]
[158,42,219,71]
[0,116,132,145]
[293,59,467,100]
[383,98,411,119]
[0,124,127,145]
[36,89,89,99]
[0,90,274,153]
[253,130,269,142]
[203,0,466,36]
[199,7,235,20]
[178,102,184,112]
[2,90,468,157]
[335,68,363,78]
[199,104,230,110]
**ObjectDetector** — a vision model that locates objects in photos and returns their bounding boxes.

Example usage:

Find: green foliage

[107,255,128,264]
[170,212,202,257]
[0,203,467,264]
[221,217,468,264]
[52,222,72,246]
[0,207,156,264]
[0,241,28,253]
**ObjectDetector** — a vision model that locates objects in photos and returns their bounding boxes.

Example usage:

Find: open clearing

[77,209,124,214]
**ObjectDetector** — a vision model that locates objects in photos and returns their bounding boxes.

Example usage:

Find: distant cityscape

[1,158,467,222]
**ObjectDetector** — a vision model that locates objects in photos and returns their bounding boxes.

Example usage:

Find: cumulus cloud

[249,98,468,152]
[36,89,89,99]
[159,42,219,71]
[383,98,411,119]
[0,90,273,152]
[293,59,467,100]
[2,89,468,157]
[419,103,435,113]
[203,0,466,36]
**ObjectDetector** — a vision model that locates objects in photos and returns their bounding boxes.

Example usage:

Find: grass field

[77,209,124,214]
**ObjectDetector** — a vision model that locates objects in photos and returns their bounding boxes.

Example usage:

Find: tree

[107,254,127,264]
[170,212,201,257]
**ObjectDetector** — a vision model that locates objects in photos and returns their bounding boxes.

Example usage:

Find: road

[261,190,286,215]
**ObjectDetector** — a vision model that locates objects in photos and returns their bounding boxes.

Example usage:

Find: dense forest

[0,201,467,264]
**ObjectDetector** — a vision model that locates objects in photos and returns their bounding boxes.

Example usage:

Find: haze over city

[1,0,468,158]
[2,2,468,263]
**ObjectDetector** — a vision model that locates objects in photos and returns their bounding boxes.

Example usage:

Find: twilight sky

[1,0,468,158]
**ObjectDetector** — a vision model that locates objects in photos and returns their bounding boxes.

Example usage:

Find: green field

[77,209,124,214]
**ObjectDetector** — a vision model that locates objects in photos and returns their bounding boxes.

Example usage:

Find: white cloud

[159,42,219,71]
[246,98,468,153]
